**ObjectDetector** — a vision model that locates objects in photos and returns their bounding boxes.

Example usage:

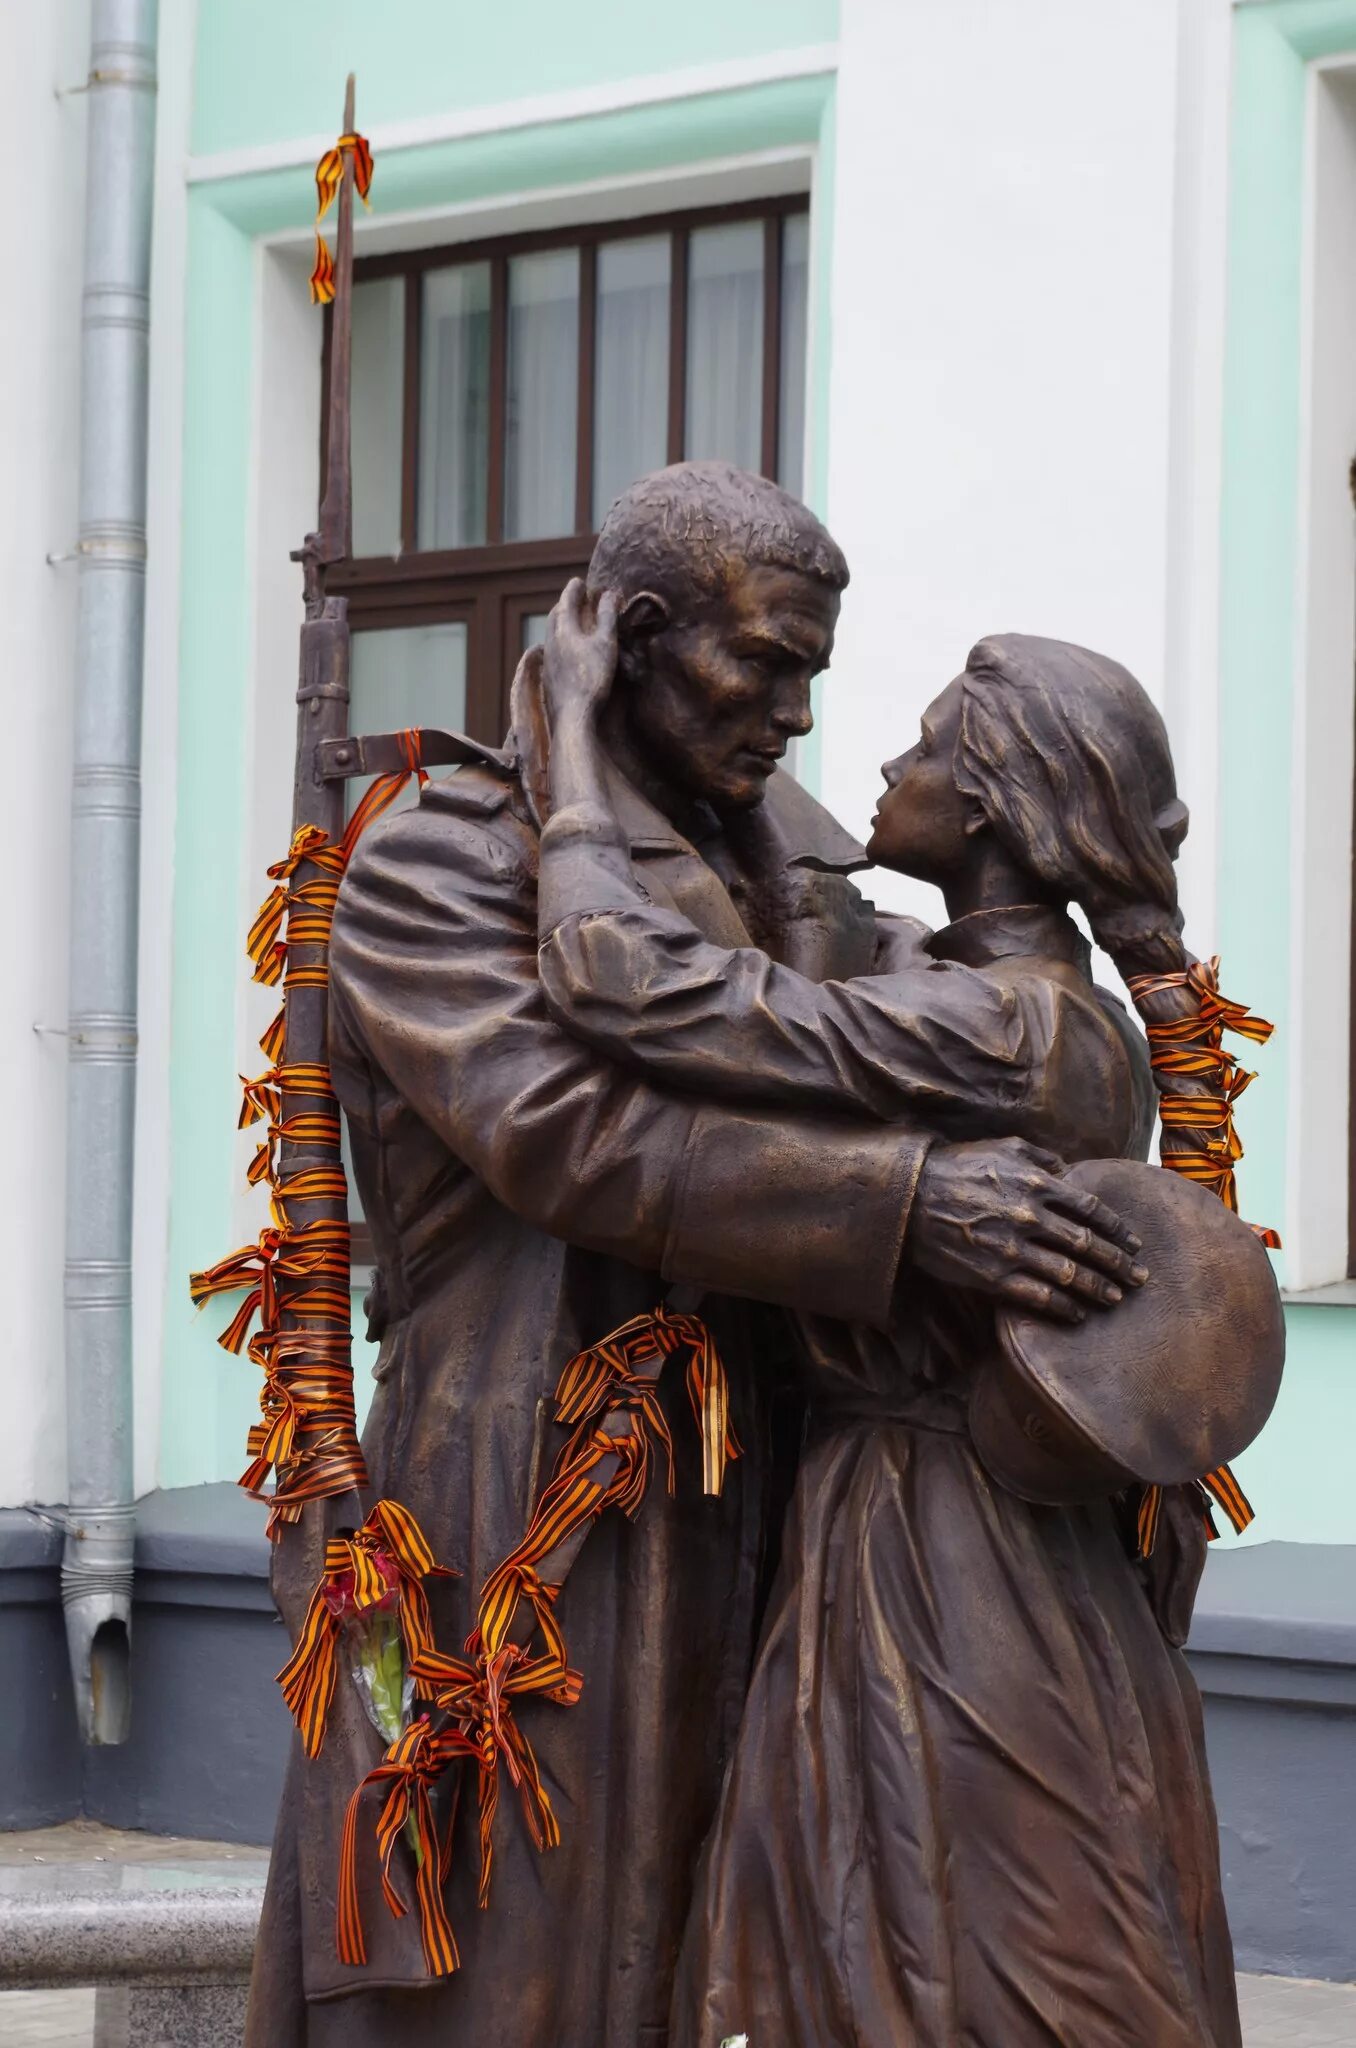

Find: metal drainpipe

[61,0,158,1746]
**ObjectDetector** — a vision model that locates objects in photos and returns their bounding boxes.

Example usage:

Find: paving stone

[1239,1970,1356,2047]
[0,1988,95,2046]
[2,1953,1353,2045]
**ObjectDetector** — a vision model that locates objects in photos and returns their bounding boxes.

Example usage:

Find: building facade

[3,0,1353,1980]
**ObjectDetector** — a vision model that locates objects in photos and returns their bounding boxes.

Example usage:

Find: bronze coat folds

[246,716,934,2046]
[532,800,1242,2047]
[249,635,1247,2046]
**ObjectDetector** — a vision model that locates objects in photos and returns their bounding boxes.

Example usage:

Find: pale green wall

[166,0,1356,1548]
[1217,0,1356,1541]
[163,8,837,1486]
[191,0,839,157]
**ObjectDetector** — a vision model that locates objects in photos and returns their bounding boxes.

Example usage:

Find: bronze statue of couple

[249,460,1282,2047]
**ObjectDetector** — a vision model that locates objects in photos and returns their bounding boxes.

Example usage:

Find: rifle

[269,82,489,1616]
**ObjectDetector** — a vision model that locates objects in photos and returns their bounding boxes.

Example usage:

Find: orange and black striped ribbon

[473,1308,739,1669]
[248,1114,342,1188]
[401,1307,732,1921]
[190,733,429,1526]
[315,131,374,217]
[238,1061,335,1133]
[336,1716,474,1976]
[241,1332,364,1524]
[553,1307,741,1503]
[310,129,375,307]
[410,1633,580,1910]
[277,1499,459,1758]
[1136,1465,1255,1561]
[1125,957,1276,1558]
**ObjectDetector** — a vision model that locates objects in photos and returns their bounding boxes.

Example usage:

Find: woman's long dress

[671,1367,1236,2047]
[664,908,1239,2048]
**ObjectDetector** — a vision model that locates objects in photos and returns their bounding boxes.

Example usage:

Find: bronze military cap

[970,1158,1285,1506]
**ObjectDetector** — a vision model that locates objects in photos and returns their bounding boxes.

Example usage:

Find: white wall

[1285,60,1356,1287]
[0,2,90,1505]
[822,0,1213,939]
[0,0,195,1506]
[131,0,197,1497]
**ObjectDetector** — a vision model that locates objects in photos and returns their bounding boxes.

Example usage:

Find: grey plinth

[0,1884,260,1987]
[94,1983,251,2048]
[0,1827,267,2047]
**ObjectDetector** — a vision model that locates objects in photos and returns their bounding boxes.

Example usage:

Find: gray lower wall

[1185,1541,1356,1983]
[0,1497,1352,1980]
[0,1511,83,1828]
[0,1488,288,1846]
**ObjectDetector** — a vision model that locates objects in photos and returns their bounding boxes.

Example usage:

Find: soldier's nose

[774,696,814,737]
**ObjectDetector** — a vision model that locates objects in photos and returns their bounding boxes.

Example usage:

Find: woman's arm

[538,583,1057,1126]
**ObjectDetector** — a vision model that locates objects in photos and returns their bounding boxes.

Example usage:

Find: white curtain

[778,214,810,499]
[505,248,579,540]
[593,236,670,524]
[418,263,491,550]
[685,221,764,474]
[350,276,405,556]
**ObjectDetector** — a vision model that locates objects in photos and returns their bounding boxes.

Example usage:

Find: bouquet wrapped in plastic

[277,1499,458,1774]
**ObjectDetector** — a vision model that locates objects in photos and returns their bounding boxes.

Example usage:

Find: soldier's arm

[538,796,1064,1127]
[329,791,929,1328]
[538,593,1065,1126]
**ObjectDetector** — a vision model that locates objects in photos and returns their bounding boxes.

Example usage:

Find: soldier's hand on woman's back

[905,1138,1148,1324]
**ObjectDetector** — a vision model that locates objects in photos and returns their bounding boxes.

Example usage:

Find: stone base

[1186,1540,1356,1981]
[94,1984,248,2048]
[1,1496,1353,1985]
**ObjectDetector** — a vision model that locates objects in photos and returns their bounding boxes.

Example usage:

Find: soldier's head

[586,462,848,812]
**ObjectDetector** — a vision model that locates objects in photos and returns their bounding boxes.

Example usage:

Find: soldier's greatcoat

[245,668,931,2047]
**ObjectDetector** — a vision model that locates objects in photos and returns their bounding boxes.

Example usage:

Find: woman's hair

[954,633,1191,984]
[954,634,1212,1183]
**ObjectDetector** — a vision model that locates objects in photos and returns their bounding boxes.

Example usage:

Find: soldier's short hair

[586,461,849,611]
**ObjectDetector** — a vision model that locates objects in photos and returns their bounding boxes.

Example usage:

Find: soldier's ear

[618,590,670,646]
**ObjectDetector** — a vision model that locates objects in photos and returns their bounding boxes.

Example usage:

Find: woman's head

[867,634,1190,973]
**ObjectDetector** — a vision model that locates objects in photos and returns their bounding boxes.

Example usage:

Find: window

[326,196,812,750]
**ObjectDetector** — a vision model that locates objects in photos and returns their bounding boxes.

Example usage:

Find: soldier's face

[620,565,839,812]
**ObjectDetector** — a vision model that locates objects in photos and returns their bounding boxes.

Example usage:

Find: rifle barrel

[317,72,356,566]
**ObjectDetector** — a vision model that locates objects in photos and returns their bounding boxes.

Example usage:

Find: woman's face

[866,676,977,881]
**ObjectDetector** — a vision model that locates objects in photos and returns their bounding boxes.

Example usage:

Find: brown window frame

[323,191,812,747]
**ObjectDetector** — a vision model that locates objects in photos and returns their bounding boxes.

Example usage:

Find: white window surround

[1285,57,1356,1291]
[231,147,822,1250]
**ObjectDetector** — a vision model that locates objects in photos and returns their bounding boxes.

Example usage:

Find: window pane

[593,236,670,524]
[685,221,764,474]
[351,277,404,557]
[344,621,468,1229]
[349,622,468,820]
[418,263,491,550]
[505,248,580,541]
[522,612,549,650]
[778,214,810,499]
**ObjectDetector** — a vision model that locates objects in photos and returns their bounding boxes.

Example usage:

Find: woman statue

[535,590,1244,2048]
